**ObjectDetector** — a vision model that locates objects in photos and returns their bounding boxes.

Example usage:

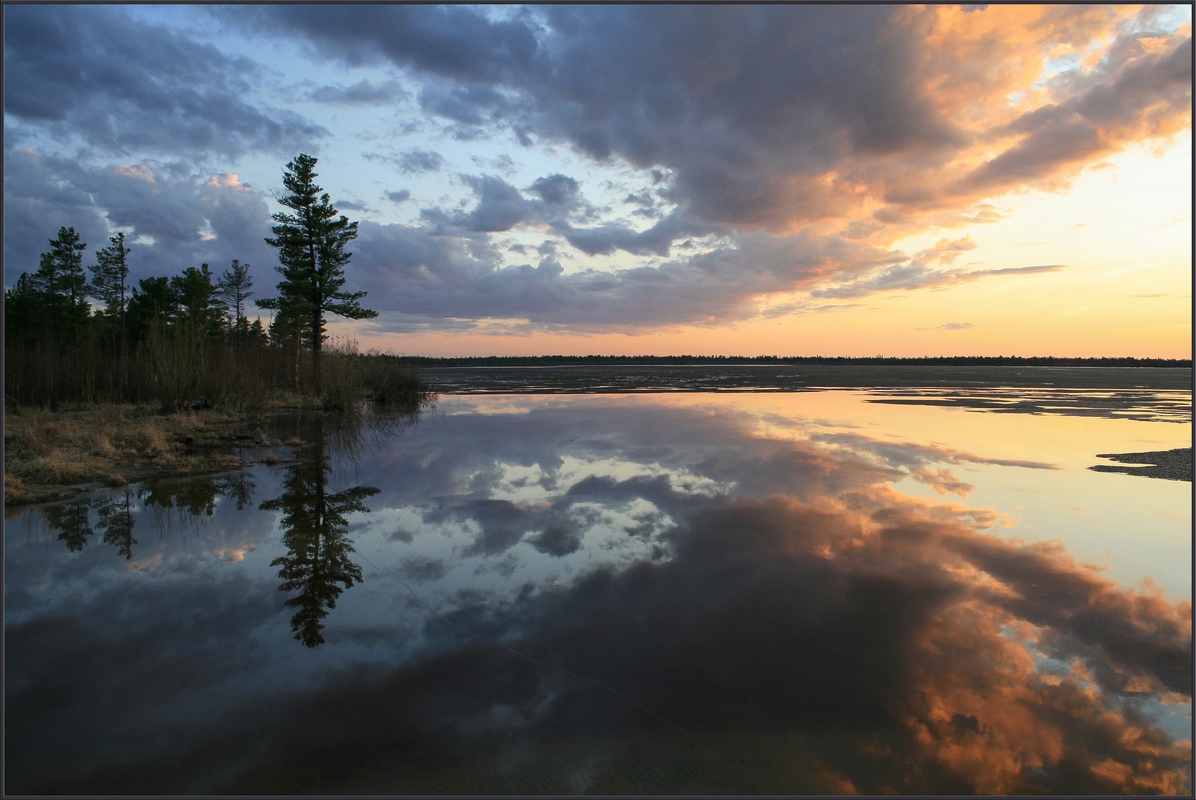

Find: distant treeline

[392,354,1192,369]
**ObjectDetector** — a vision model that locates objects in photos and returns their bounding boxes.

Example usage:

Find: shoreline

[1090,448,1194,482]
[4,402,317,510]
[6,377,1192,508]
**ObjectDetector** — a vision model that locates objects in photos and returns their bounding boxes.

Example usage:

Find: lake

[4,368,1192,794]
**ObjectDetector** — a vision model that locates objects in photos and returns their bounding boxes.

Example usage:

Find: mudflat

[1090,448,1193,481]
[422,364,1192,393]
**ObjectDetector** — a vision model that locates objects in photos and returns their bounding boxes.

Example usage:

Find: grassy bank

[4,349,435,509]
[4,403,292,508]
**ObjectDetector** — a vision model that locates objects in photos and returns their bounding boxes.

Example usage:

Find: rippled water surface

[5,385,1192,794]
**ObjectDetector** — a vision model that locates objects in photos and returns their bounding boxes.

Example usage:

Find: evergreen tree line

[5,225,288,410]
[5,154,426,412]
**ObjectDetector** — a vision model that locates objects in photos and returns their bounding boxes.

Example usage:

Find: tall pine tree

[91,232,132,377]
[257,154,377,396]
[217,259,254,349]
[32,226,90,348]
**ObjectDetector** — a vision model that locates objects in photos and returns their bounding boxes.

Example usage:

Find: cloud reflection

[211,486,1189,794]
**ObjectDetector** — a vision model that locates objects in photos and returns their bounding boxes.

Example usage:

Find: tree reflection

[42,475,254,559]
[44,501,92,552]
[260,416,379,647]
[95,486,137,559]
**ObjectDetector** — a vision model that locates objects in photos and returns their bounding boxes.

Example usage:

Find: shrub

[143,321,208,412]
[319,338,364,412]
[361,349,431,405]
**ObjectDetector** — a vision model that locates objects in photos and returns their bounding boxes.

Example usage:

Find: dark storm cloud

[3,5,327,160]
[418,83,518,126]
[420,172,595,238]
[527,525,582,557]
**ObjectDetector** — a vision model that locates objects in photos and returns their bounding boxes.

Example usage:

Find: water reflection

[4,392,1190,794]
[261,416,379,647]
[39,475,255,560]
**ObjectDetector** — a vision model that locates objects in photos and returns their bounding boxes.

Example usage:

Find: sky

[3,3,1192,358]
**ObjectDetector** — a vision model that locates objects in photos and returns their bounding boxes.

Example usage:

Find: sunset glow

[4,4,1191,357]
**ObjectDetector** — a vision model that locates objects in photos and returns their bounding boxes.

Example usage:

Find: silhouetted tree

[127,276,179,343]
[217,259,254,349]
[91,232,132,392]
[257,154,377,396]
[4,273,43,347]
[171,263,227,338]
[31,226,91,348]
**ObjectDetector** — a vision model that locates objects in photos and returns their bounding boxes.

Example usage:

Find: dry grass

[3,404,270,505]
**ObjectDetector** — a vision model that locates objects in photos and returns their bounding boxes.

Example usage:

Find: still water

[5,387,1191,794]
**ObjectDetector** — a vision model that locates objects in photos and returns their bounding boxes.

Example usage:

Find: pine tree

[4,273,43,347]
[257,154,377,396]
[32,226,90,348]
[127,277,180,342]
[217,259,254,348]
[91,232,132,393]
[91,232,131,344]
[170,263,227,338]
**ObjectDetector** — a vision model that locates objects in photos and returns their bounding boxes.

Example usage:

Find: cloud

[528,173,580,206]
[397,149,447,175]
[227,4,1188,246]
[3,150,276,287]
[5,4,1187,337]
[958,34,1192,196]
[307,79,405,106]
[365,149,446,175]
[3,5,327,160]
[351,223,905,332]
[813,263,1065,300]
